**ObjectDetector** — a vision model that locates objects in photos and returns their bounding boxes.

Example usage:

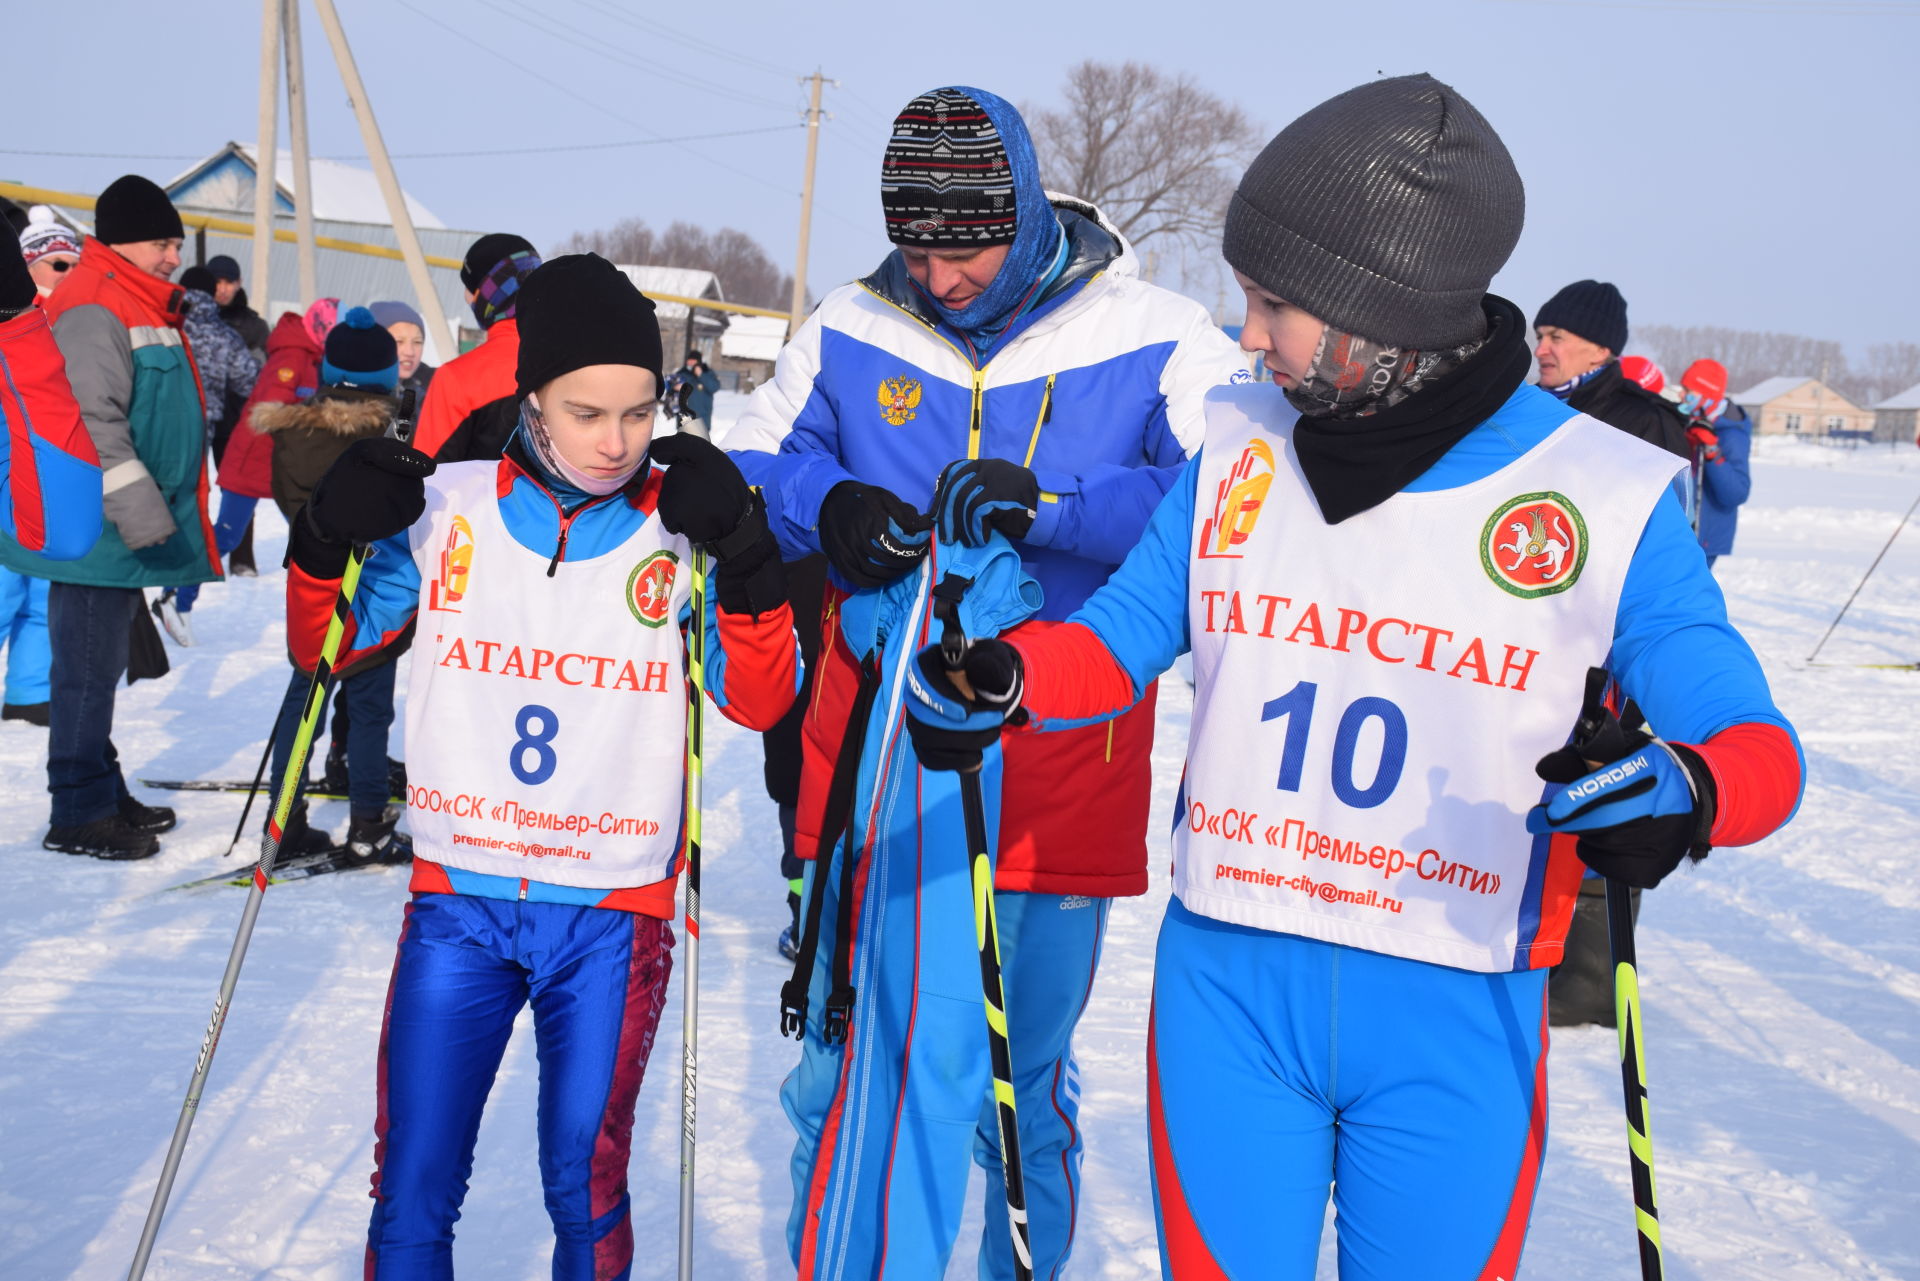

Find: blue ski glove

[934,458,1039,547]
[1525,668,1716,889]
[903,640,1024,772]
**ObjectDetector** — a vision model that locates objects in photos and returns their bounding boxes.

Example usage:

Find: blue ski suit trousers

[1149,899,1550,1280]
[365,893,673,1281]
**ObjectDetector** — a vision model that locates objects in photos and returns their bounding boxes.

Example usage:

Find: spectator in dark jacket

[176,266,261,442]
[207,255,268,359]
[371,299,435,405]
[666,349,721,438]
[1534,279,1689,460]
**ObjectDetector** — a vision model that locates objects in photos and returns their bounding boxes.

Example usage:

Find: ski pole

[127,539,373,1281]
[1608,877,1664,1280]
[1807,488,1920,663]
[933,578,1035,1281]
[221,734,276,856]
[677,543,707,1281]
[958,765,1035,1281]
[127,390,416,1281]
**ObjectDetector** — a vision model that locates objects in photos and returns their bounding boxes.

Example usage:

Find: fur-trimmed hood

[250,390,394,438]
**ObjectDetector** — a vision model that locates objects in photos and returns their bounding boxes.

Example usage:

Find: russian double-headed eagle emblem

[878,377,922,427]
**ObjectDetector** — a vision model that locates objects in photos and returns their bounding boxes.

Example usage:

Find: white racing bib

[403,462,692,889]
[1179,386,1682,971]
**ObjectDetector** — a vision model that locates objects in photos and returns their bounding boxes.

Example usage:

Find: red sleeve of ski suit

[708,599,798,731]
[1007,621,1141,727]
[1677,722,1802,848]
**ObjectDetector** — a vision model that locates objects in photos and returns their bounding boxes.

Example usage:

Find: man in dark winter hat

[205,253,268,357]
[904,72,1803,1278]
[727,83,1245,1281]
[1535,278,1689,458]
[0,174,216,860]
[413,231,541,461]
[282,251,797,1278]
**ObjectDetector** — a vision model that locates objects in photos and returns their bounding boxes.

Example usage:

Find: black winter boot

[318,742,351,796]
[278,803,336,858]
[343,811,411,866]
[119,795,177,834]
[45,816,159,861]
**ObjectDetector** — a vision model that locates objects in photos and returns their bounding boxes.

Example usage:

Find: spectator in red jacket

[413,233,539,462]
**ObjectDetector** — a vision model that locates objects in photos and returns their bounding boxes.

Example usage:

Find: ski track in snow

[1,420,1916,1279]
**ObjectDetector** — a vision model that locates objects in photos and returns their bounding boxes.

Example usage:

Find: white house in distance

[612,265,729,366]
[162,142,485,363]
[1871,382,1920,445]
[1731,376,1874,437]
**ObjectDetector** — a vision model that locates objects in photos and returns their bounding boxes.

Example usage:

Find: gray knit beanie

[1223,74,1524,351]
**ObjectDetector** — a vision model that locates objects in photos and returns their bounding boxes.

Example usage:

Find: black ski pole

[223,735,276,857]
[934,579,1035,1281]
[1608,877,1664,1279]
[1807,488,1920,663]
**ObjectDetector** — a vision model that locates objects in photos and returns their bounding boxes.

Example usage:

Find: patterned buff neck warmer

[1285,325,1484,419]
[473,250,542,329]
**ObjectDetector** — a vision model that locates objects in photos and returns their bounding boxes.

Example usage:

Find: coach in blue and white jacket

[728,85,1245,1280]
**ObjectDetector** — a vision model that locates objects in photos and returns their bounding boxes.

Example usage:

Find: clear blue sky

[9,0,1916,351]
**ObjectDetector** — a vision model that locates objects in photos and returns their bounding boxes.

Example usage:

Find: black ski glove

[818,480,932,588]
[651,433,784,616]
[903,640,1025,771]
[1526,667,1717,889]
[934,458,1039,546]
[292,437,435,578]
[0,239,35,318]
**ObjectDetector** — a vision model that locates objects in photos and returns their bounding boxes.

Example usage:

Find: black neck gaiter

[1291,295,1531,525]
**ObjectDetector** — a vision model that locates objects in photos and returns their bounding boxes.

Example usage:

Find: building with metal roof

[1731,376,1873,438]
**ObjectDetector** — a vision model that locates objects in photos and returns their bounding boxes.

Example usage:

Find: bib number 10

[510,704,560,785]
[1260,681,1407,810]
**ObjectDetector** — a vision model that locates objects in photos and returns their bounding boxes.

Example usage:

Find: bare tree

[555,218,794,310]
[1026,61,1259,267]
[1858,342,1920,405]
[1634,324,1860,402]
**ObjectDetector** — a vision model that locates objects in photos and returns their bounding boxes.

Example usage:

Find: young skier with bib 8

[905,75,1803,1279]
[285,254,798,1279]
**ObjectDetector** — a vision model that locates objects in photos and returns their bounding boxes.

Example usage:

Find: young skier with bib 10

[285,254,799,1279]
[905,75,1804,1279]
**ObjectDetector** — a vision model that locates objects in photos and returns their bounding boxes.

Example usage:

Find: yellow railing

[0,180,795,323]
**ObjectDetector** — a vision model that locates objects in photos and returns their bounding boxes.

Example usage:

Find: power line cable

[390,0,799,198]
[461,0,798,111]
[564,0,800,78]
[0,125,803,167]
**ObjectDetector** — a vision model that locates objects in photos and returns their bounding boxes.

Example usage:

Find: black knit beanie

[94,175,185,245]
[1223,74,1523,351]
[514,254,662,399]
[881,88,1019,246]
[460,232,537,290]
[1534,279,1627,355]
[179,265,217,295]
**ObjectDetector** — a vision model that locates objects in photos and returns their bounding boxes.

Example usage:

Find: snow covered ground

[2,426,1917,1279]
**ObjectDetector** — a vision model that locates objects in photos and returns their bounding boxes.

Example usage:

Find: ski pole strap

[931,572,975,671]
[779,654,882,1040]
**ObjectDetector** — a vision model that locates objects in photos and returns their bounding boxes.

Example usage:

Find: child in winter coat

[255,307,412,858]
[286,255,797,1279]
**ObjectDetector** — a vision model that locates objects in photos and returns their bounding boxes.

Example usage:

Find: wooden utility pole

[787,71,831,339]
[249,0,281,309]
[282,0,318,306]
[310,0,454,364]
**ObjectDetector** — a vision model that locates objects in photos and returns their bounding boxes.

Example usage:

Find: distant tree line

[554,218,795,311]
[1635,325,1920,409]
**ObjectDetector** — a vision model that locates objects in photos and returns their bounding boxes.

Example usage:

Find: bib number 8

[1260,681,1408,810]
[511,703,560,785]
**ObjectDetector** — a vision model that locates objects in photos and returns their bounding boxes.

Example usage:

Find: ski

[162,836,413,892]
[137,778,405,804]
[1804,662,1918,671]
